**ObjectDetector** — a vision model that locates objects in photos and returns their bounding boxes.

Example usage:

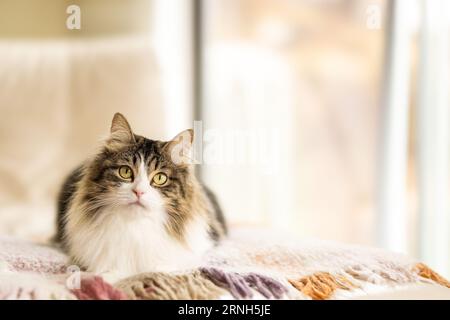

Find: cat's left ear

[164,129,194,166]
[107,113,136,148]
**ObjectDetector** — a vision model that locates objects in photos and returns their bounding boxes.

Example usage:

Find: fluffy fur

[55,113,226,281]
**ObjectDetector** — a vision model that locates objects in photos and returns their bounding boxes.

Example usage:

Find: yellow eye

[118,166,133,180]
[152,172,168,186]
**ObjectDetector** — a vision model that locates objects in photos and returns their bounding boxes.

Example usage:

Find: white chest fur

[66,205,213,280]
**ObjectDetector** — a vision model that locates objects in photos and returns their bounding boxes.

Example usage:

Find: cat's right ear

[107,113,136,148]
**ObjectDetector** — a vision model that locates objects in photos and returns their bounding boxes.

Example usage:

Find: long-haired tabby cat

[55,113,226,281]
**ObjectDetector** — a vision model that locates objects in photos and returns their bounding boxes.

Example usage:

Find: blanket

[1,228,449,300]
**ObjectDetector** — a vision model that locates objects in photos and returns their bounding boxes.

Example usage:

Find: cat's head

[82,113,198,223]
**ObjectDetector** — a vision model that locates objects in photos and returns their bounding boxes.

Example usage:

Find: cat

[55,113,227,282]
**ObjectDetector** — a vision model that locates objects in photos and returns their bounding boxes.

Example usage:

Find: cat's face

[83,113,195,219]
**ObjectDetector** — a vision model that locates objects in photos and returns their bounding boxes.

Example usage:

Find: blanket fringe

[200,267,289,299]
[413,263,450,288]
[72,276,127,300]
[116,271,227,300]
[0,272,75,300]
[289,272,355,300]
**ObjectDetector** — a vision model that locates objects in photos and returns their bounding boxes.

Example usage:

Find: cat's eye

[118,166,133,180]
[152,172,168,186]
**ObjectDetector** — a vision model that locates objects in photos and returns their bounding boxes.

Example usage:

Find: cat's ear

[108,113,136,147]
[164,129,194,166]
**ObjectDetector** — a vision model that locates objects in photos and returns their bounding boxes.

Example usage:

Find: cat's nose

[133,189,145,198]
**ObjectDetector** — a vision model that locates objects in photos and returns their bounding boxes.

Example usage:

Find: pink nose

[133,189,145,198]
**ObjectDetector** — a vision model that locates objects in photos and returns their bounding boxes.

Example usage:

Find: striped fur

[55,113,226,280]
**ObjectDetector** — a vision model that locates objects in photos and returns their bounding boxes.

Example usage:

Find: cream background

[0,1,166,240]
[0,38,164,240]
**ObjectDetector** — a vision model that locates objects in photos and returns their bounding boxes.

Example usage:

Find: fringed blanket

[1,228,449,300]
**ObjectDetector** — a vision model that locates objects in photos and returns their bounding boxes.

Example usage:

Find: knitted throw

[1,228,449,300]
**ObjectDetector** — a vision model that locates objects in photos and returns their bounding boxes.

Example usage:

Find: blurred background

[0,0,449,277]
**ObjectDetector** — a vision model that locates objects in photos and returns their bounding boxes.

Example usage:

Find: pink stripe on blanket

[72,276,128,300]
